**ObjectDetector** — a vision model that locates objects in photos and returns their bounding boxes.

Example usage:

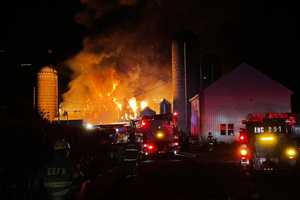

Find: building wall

[199,63,292,143]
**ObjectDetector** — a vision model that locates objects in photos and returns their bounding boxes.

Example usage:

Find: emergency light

[285,147,297,159]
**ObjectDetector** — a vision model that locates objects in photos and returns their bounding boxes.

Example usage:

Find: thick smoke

[62,0,240,123]
[62,0,171,123]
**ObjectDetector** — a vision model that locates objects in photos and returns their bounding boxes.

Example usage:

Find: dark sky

[1,0,300,110]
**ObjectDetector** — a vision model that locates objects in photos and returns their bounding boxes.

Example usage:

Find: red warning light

[239,135,245,141]
[141,120,147,127]
[239,132,248,143]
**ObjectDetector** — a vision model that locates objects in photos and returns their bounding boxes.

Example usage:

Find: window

[228,124,234,136]
[220,124,226,135]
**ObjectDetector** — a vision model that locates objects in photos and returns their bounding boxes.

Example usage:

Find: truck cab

[134,113,180,157]
[238,113,298,171]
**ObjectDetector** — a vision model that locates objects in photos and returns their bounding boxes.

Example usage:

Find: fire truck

[238,113,298,171]
[134,113,180,157]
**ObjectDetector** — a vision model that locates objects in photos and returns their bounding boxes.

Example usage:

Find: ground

[83,145,300,200]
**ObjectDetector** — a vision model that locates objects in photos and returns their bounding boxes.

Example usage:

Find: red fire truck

[238,113,298,171]
[134,113,180,157]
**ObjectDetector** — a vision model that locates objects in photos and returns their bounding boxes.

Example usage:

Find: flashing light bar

[260,137,275,141]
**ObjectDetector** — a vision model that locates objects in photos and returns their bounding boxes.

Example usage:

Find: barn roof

[204,62,293,95]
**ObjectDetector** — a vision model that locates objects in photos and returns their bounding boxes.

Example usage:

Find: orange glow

[60,36,172,124]
[129,97,138,112]
[141,101,148,110]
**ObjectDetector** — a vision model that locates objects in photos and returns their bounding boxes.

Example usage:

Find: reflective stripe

[126,149,138,151]
[44,181,72,188]
[124,159,137,162]
[50,188,70,196]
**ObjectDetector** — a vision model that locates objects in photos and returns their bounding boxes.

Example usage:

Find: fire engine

[238,112,298,171]
[134,113,180,157]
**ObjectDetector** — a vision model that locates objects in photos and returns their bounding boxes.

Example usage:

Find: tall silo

[37,66,58,121]
[172,40,188,133]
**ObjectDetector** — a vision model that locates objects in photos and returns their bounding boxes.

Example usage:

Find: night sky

[1,0,300,111]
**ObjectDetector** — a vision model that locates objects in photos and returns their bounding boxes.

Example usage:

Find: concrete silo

[172,40,188,133]
[37,66,58,121]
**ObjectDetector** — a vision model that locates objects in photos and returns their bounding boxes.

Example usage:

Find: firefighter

[33,139,84,200]
[123,132,139,178]
[207,132,215,152]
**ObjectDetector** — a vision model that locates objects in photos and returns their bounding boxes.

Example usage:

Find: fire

[129,97,138,112]
[112,82,118,91]
[60,32,172,124]
[141,101,148,110]
[113,98,122,111]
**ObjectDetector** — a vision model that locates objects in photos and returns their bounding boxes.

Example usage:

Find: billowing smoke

[61,0,240,123]
[61,0,171,123]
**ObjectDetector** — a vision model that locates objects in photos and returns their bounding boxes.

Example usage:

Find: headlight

[85,123,94,130]
[260,136,275,141]
[240,148,248,156]
[156,132,164,139]
[286,147,297,159]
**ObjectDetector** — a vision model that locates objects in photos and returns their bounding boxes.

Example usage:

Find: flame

[128,97,138,118]
[60,32,172,124]
[129,97,138,112]
[112,82,118,91]
[141,101,148,110]
[113,97,122,111]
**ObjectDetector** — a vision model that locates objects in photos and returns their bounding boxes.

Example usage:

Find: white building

[190,63,292,143]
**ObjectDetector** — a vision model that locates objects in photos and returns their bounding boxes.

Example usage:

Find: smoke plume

[61,0,240,123]
[61,0,171,123]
